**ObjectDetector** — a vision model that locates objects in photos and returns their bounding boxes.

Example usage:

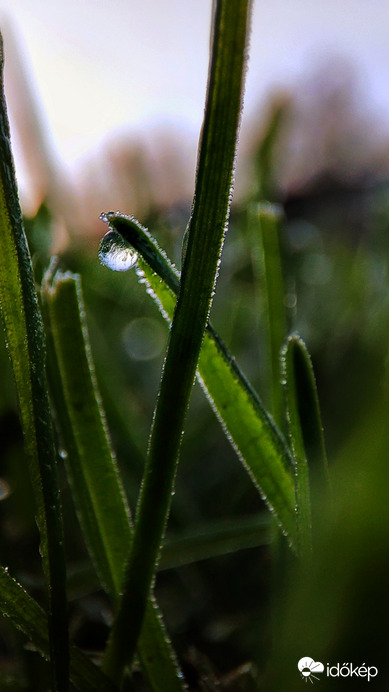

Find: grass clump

[1,2,388,690]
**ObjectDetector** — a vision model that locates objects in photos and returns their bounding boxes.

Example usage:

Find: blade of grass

[256,202,287,427]
[99,213,297,543]
[254,96,289,201]
[160,514,272,570]
[0,566,116,692]
[42,268,131,600]
[282,334,330,482]
[41,268,185,692]
[282,337,311,556]
[281,335,329,555]
[103,1,253,682]
[198,326,295,534]
[0,34,68,690]
[65,512,271,592]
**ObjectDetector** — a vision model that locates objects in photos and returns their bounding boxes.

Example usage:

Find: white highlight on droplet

[98,230,138,272]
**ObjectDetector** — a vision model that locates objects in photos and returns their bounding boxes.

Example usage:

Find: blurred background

[3,0,389,222]
[1,1,389,689]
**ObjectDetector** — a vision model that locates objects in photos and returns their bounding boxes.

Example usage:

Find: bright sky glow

[2,0,389,196]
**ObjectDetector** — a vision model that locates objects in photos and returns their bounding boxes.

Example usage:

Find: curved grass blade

[198,326,296,537]
[99,213,297,543]
[281,335,329,555]
[282,335,329,483]
[0,34,68,689]
[281,338,311,556]
[0,566,116,692]
[41,268,185,692]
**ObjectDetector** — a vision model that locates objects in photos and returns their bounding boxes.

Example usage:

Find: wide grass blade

[198,328,296,538]
[42,269,131,599]
[0,34,68,689]
[100,214,297,544]
[41,268,185,692]
[0,566,115,692]
[281,335,329,554]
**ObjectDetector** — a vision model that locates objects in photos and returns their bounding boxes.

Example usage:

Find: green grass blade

[198,327,296,539]
[99,215,297,544]
[254,96,289,201]
[160,514,272,570]
[65,512,270,581]
[281,335,329,555]
[0,566,116,692]
[42,269,131,599]
[282,337,311,556]
[103,2,252,681]
[0,35,68,689]
[256,202,287,427]
[41,268,185,692]
[282,333,330,487]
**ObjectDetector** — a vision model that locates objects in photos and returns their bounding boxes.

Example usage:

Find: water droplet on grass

[99,230,138,272]
[99,211,115,224]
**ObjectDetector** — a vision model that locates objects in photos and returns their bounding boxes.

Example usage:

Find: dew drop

[99,210,116,224]
[99,230,138,272]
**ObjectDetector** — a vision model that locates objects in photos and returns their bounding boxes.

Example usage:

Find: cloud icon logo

[298,657,324,683]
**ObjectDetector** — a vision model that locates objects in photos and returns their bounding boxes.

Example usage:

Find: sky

[2,0,389,200]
